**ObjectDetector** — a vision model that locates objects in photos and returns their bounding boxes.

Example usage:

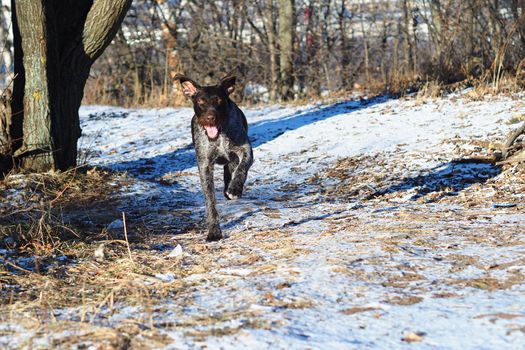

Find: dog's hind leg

[198,161,223,241]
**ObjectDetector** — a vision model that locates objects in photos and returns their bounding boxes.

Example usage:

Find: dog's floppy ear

[174,74,200,98]
[220,76,236,95]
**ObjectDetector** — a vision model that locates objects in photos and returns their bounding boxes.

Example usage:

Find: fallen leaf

[402,332,425,343]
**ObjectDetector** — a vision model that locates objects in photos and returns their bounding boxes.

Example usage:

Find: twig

[98,239,133,246]
[501,120,525,160]
[56,224,82,239]
[5,261,33,274]
[49,183,71,205]
[0,73,17,101]
[122,212,133,263]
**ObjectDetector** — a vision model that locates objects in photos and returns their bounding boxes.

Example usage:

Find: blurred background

[2,0,525,106]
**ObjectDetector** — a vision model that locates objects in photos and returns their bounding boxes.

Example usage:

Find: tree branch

[61,0,132,71]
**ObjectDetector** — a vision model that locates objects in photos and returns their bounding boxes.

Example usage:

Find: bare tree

[279,0,295,100]
[155,0,186,105]
[0,0,131,173]
[0,0,12,86]
[261,0,280,102]
[78,1,525,106]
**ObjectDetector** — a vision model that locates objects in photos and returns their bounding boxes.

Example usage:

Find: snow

[3,94,525,348]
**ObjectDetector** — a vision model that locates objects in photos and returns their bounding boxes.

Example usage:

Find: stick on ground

[122,212,133,263]
[501,120,525,160]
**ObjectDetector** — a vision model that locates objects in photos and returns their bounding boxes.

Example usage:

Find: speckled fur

[191,96,253,241]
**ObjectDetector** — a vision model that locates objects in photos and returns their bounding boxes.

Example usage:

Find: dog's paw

[206,224,223,241]
[225,183,243,201]
[224,190,240,201]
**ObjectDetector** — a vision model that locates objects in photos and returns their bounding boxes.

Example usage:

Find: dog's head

[175,75,236,140]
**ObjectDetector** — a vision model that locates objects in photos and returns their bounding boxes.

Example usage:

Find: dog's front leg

[225,146,253,200]
[198,160,223,241]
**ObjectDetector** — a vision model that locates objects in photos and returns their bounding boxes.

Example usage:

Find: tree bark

[401,0,414,74]
[279,0,295,100]
[0,89,14,174]
[428,0,444,64]
[263,0,280,102]
[500,120,525,160]
[338,0,351,89]
[8,0,131,172]
[360,1,370,85]
[13,0,54,171]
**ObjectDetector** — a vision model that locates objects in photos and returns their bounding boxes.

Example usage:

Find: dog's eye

[197,99,206,106]
[214,97,222,104]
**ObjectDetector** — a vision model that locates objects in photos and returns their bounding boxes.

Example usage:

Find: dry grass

[0,163,307,349]
[0,168,129,253]
[83,75,183,109]
[83,68,525,112]
[415,80,444,100]
[0,228,305,347]
[296,74,525,108]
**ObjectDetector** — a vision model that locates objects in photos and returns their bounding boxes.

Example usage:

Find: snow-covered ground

[3,94,525,349]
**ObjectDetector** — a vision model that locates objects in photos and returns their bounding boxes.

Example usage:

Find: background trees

[2,1,525,173]
[4,0,525,108]
[80,0,525,107]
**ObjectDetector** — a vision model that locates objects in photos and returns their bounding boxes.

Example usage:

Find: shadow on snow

[109,96,389,178]
[98,96,502,235]
[102,96,389,234]
[373,159,501,201]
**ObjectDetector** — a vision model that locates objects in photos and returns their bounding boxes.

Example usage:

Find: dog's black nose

[204,113,216,124]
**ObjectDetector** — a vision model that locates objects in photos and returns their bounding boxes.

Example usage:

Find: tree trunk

[0,89,14,174]
[155,0,186,106]
[428,0,444,64]
[510,0,525,49]
[8,0,131,172]
[263,0,280,102]
[279,0,295,100]
[13,0,54,171]
[401,0,414,74]
[360,1,370,85]
[338,0,351,89]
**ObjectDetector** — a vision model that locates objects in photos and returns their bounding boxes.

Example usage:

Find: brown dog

[175,75,253,241]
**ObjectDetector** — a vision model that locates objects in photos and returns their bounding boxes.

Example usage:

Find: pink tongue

[204,125,219,139]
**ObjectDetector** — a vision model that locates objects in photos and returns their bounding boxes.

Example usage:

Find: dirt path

[1,95,525,349]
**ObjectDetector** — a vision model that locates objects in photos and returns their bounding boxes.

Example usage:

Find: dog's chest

[213,135,234,163]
